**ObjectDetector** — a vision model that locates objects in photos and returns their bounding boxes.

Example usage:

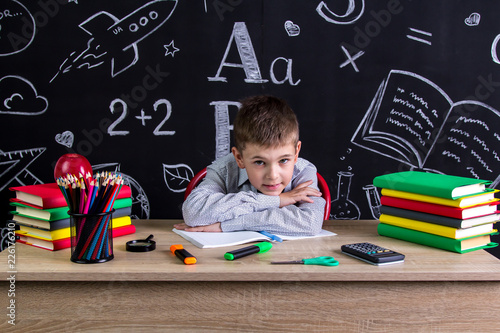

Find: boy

[175,95,326,236]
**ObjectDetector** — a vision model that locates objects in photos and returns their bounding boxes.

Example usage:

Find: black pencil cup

[69,210,114,264]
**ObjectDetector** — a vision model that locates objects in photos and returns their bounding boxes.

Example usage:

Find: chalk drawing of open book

[352,69,500,188]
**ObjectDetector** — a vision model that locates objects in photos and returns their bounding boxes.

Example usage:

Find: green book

[377,223,498,253]
[10,197,132,221]
[373,171,492,199]
[10,202,69,221]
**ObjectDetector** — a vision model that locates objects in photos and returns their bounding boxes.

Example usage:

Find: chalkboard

[2,0,500,252]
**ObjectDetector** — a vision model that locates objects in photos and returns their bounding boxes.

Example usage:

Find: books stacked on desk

[373,171,500,253]
[10,182,136,251]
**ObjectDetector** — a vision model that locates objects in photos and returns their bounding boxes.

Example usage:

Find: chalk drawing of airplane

[0,147,45,191]
[78,0,178,77]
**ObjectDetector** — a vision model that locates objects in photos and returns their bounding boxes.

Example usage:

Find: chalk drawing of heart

[284,20,300,36]
[464,12,480,26]
[55,131,74,148]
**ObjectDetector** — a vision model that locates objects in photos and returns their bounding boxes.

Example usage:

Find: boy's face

[232,141,301,196]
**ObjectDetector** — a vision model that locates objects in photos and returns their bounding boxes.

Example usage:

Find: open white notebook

[172,228,336,249]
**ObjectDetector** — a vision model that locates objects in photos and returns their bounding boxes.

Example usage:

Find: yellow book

[379,214,495,239]
[381,188,499,208]
[15,216,131,241]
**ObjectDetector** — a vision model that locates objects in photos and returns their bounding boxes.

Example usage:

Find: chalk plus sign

[136,109,152,126]
[339,46,365,72]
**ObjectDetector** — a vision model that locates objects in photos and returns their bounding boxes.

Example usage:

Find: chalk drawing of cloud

[0,75,48,115]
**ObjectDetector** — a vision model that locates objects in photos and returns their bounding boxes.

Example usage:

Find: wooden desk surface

[2,220,500,332]
[2,219,500,282]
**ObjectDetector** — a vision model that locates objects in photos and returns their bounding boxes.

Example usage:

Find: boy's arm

[181,166,279,227]
[278,180,321,207]
[220,194,326,236]
[173,221,222,232]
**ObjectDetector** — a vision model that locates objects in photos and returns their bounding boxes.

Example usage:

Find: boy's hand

[279,180,322,208]
[173,222,222,232]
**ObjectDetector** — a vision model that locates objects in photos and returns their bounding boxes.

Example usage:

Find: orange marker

[170,244,197,265]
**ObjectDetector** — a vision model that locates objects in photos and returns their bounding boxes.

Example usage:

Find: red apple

[54,154,92,180]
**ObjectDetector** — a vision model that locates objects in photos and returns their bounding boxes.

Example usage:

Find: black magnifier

[126,234,156,252]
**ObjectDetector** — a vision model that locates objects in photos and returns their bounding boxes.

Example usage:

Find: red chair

[184,167,331,220]
[184,168,208,201]
[316,172,331,220]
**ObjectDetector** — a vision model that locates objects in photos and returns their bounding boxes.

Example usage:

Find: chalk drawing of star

[164,41,180,57]
[68,0,79,4]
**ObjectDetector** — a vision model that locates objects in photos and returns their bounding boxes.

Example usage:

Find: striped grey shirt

[182,154,326,236]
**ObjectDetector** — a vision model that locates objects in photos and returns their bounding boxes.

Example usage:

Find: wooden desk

[2,220,500,332]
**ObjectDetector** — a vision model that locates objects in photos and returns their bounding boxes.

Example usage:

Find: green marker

[224,242,273,260]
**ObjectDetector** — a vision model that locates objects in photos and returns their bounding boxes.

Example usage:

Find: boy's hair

[233,95,299,152]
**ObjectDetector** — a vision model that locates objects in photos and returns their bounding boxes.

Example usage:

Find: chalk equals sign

[407,27,432,45]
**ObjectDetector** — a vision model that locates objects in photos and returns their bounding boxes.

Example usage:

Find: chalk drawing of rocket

[51,0,178,82]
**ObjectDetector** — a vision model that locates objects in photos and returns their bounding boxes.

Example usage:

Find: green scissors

[271,256,339,266]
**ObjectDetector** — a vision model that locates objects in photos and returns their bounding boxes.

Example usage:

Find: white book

[172,228,336,249]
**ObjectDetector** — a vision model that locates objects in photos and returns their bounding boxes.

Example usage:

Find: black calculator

[341,242,405,265]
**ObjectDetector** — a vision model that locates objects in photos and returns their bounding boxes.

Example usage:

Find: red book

[10,183,131,209]
[380,196,500,219]
[10,183,67,209]
[16,224,136,251]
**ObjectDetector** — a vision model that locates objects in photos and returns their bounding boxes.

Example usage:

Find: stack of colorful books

[9,182,136,251]
[373,171,499,253]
